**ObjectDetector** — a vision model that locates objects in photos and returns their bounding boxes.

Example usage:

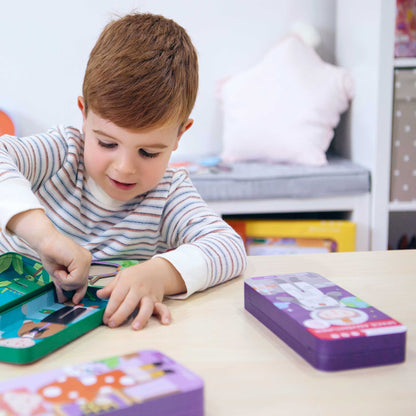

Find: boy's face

[78,97,193,202]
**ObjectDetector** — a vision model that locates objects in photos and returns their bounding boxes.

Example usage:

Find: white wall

[0,0,334,160]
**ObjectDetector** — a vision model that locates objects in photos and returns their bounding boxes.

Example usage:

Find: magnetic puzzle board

[0,252,110,364]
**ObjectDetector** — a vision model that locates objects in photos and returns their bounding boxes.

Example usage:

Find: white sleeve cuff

[0,178,45,233]
[154,244,209,299]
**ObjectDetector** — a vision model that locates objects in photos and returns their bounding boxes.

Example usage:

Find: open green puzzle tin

[0,252,128,364]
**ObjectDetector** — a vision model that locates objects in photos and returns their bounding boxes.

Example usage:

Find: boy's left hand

[96,257,186,330]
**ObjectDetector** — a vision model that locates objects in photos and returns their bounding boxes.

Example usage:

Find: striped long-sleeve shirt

[0,126,247,297]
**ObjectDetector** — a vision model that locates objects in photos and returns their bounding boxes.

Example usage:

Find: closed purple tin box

[244,272,407,371]
[0,350,204,415]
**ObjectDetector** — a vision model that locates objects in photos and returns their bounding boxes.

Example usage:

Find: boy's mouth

[108,177,136,191]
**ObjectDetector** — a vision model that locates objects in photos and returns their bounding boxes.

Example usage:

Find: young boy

[0,13,247,330]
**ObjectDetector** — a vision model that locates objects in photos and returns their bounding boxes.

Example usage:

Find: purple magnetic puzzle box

[0,350,204,415]
[244,272,407,371]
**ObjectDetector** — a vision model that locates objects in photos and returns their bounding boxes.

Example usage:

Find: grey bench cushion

[189,155,370,201]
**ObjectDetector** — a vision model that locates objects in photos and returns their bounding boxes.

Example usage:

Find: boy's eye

[98,140,117,149]
[139,149,159,158]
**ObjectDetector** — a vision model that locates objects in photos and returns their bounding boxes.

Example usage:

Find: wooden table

[1,250,415,415]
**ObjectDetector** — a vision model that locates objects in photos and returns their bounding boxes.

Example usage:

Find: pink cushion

[219,35,354,166]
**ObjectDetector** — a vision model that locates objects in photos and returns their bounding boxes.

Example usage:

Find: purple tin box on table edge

[244,272,407,371]
[0,349,204,416]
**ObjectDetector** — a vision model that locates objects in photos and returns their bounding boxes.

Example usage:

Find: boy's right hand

[7,209,91,304]
[37,232,92,304]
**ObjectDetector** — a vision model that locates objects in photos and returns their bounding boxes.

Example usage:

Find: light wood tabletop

[0,250,415,415]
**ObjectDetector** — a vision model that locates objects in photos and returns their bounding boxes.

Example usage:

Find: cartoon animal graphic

[273,277,369,327]
[277,280,342,311]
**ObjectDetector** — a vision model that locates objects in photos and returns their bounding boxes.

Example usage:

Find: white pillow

[219,35,354,166]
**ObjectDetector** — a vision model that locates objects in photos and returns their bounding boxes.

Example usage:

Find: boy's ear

[178,119,193,137]
[174,119,193,150]
[77,96,87,120]
[77,96,87,134]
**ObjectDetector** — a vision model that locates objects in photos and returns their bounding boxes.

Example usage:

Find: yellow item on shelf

[226,219,356,253]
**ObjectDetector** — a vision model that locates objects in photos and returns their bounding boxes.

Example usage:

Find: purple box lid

[245,272,407,370]
[0,349,204,415]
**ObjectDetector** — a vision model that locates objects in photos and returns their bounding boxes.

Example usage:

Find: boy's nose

[114,153,137,175]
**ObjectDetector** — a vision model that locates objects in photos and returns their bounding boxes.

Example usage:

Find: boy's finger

[102,284,129,325]
[54,269,88,292]
[53,269,68,283]
[131,297,154,330]
[96,284,111,299]
[96,275,118,299]
[72,284,88,304]
[107,290,143,328]
[54,284,66,303]
[153,302,171,325]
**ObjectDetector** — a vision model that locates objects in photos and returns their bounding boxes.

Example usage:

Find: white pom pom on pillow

[219,35,354,166]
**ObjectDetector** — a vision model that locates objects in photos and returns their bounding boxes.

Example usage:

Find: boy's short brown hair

[82,12,198,129]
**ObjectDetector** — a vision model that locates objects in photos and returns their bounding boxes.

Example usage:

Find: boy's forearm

[7,208,92,304]
[6,209,59,252]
